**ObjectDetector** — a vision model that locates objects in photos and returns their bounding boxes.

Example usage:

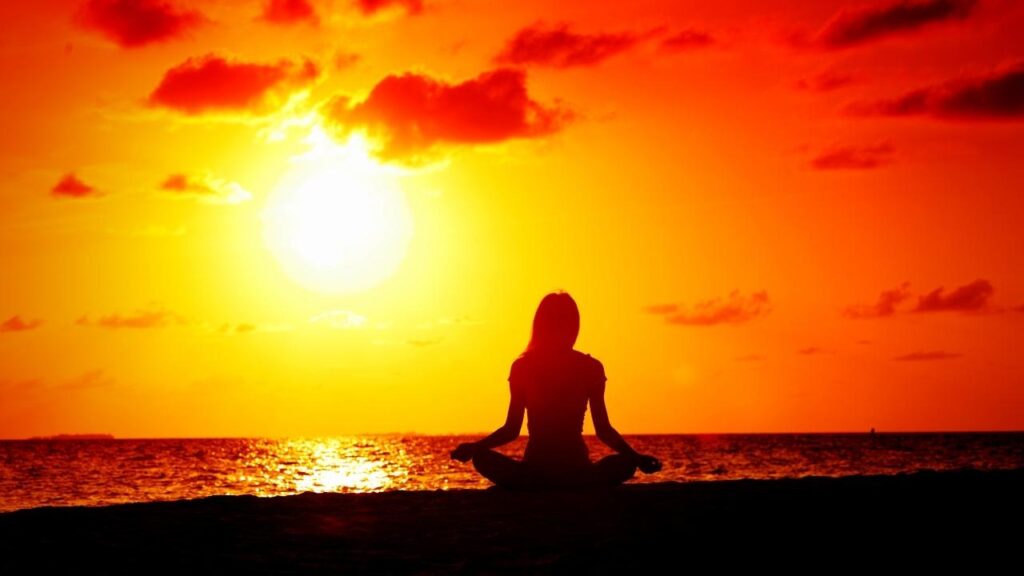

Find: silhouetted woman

[451,291,662,489]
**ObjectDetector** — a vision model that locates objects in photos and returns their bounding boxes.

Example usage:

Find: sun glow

[262,126,413,293]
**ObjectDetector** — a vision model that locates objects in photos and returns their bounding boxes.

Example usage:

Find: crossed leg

[472,450,637,490]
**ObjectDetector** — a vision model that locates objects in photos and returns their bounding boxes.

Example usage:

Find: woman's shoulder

[572,350,606,381]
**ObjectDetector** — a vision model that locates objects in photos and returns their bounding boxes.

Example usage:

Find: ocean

[1,433,1022,512]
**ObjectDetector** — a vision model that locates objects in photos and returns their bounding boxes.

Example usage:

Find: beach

[2,466,1021,573]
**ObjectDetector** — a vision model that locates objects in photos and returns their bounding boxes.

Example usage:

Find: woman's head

[524,291,580,354]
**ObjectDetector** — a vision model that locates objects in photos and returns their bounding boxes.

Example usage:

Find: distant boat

[28,434,115,441]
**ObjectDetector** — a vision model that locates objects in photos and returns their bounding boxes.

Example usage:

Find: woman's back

[509,348,605,470]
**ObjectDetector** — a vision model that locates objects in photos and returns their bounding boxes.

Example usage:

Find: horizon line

[4,429,1024,441]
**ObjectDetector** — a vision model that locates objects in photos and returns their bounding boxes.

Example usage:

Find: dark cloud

[813,0,976,49]
[322,68,569,162]
[148,54,318,115]
[77,306,181,329]
[811,143,894,170]
[893,350,962,361]
[659,29,714,51]
[75,0,206,48]
[494,22,640,68]
[51,173,99,198]
[914,279,994,313]
[849,62,1024,120]
[847,279,998,318]
[159,173,251,204]
[648,291,771,326]
[356,0,422,16]
[796,71,856,92]
[260,0,318,25]
[844,282,912,318]
[1,316,43,333]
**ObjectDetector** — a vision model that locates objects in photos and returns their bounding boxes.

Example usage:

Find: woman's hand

[634,453,662,474]
[450,442,478,462]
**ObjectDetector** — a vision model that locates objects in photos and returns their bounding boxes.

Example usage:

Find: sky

[1,0,1022,438]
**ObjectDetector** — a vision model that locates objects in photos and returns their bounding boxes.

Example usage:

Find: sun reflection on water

[234,438,404,496]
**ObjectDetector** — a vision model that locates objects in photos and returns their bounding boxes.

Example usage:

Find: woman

[451,291,662,489]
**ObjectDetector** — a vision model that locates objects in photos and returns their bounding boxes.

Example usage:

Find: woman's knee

[471,449,527,486]
[594,454,638,485]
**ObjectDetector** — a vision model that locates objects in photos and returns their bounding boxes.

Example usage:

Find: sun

[262,127,413,293]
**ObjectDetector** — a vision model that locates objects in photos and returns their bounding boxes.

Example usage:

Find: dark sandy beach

[2,467,1022,573]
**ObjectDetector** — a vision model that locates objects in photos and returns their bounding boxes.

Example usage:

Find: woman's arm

[589,380,662,473]
[451,379,526,461]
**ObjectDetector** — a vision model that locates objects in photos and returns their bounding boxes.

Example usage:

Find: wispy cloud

[159,173,252,205]
[810,0,976,49]
[1,315,43,333]
[848,62,1024,121]
[310,310,368,329]
[648,291,771,326]
[494,21,642,68]
[893,350,962,361]
[847,279,999,318]
[811,143,894,170]
[77,305,183,329]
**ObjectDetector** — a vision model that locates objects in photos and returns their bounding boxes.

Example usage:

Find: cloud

[356,0,423,16]
[812,0,976,49]
[844,282,912,318]
[260,0,318,26]
[849,62,1024,120]
[322,68,569,161]
[494,22,640,68]
[61,370,116,391]
[796,71,856,92]
[659,29,715,52]
[211,321,293,334]
[148,54,318,115]
[847,279,998,318]
[811,143,894,170]
[159,173,252,204]
[334,50,362,71]
[310,310,368,329]
[217,322,256,334]
[735,354,764,362]
[77,305,181,329]
[914,279,994,313]
[75,0,206,48]
[1,316,43,333]
[797,347,830,355]
[644,304,678,315]
[51,173,99,198]
[893,350,962,361]
[648,290,771,326]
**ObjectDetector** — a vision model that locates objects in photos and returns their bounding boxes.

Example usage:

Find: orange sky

[1,0,1023,438]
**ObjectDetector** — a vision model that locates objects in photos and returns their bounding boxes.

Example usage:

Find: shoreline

[3,467,1022,572]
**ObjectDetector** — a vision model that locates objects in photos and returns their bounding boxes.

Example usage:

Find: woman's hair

[523,291,580,355]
